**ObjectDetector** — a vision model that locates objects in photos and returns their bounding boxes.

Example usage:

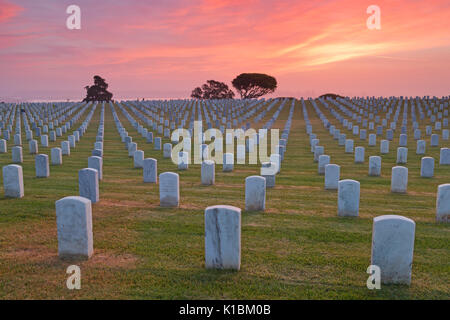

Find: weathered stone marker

[128,142,137,157]
[354,146,365,163]
[41,134,49,147]
[178,151,189,170]
[0,139,7,153]
[205,205,241,270]
[56,196,93,260]
[368,156,381,176]
[440,148,450,165]
[345,139,354,153]
[143,158,157,183]
[371,215,415,285]
[261,162,276,188]
[318,154,330,175]
[436,184,450,222]
[61,141,70,156]
[420,157,434,178]
[391,166,408,193]
[51,147,63,165]
[313,146,324,162]
[35,154,50,178]
[416,140,426,155]
[134,150,144,168]
[29,140,38,154]
[324,164,340,190]
[201,160,215,185]
[163,143,172,158]
[2,164,24,198]
[154,137,162,150]
[245,176,266,211]
[338,179,360,217]
[396,147,408,164]
[159,172,179,207]
[380,140,389,154]
[88,156,103,180]
[79,168,99,204]
[12,146,23,163]
[223,153,234,172]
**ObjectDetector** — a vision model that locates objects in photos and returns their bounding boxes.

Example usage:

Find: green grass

[0,99,449,299]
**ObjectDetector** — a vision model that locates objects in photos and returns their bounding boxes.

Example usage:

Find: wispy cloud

[1,0,450,99]
[0,0,22,23]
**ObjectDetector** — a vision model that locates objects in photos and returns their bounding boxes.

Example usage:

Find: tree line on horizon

[191,73,277,100]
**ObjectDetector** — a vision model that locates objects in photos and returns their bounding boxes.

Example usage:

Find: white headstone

[51,147,62,165]
[354,146,365,163]
[201,160,215,185]
[318,154,330,175]
[313,146,324,162]
[430,134,439,147]
[380,140,389,154]
[178,151,189,170]
[368,134,376,146]
[163,143,172,158]
[399,134,407,147]
[143,158,157,183]
[12,146,23,163]
[391,166,408,193]
[0,139,7,153]
[35,154,50,178]
[134,150,144,168]
[159,172,179,207]
[223,153,234,172]
[205,205,241,270]
[68,135,76,148]
[416,140,426,155]
[368,156,381,176]
[56,196,93,260]
[324,164,340,190]
[338,179,360,217]
[2,164,24,198]
[41,134,49,147]
[443,129,449,140]
[128,142,137,157]
[14,133,22,146]
[396,147,408,164]
[439,148,450,165]
[154,137,162,150]
[29,139,38,154]
[88,156,103,180]
[261,162,276,188]
[436,184,450,222]
[420,157,434,178]
[245,176,266,211]
[270,154,281,174]
[371,215,415,285]
[79,168,99,203]
[345,139,354,153]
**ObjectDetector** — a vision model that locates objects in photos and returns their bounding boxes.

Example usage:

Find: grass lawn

[0,99,449,299]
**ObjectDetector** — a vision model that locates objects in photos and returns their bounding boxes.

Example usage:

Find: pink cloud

[0,0,22,23]
[1,0,450,100]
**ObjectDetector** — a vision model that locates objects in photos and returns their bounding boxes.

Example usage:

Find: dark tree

[191,87,203,99]
[191,80,235,99]
[232,73,277,99]
[83,75,113,102]
[319,93,345,100]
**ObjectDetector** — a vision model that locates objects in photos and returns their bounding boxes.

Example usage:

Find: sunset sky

[1,0,450,101]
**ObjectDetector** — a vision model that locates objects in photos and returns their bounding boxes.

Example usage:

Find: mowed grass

[0,99,449,299]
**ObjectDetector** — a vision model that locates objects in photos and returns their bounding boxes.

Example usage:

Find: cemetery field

[0,99,449,300]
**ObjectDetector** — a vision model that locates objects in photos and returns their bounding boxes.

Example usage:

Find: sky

[0,0,450,101]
